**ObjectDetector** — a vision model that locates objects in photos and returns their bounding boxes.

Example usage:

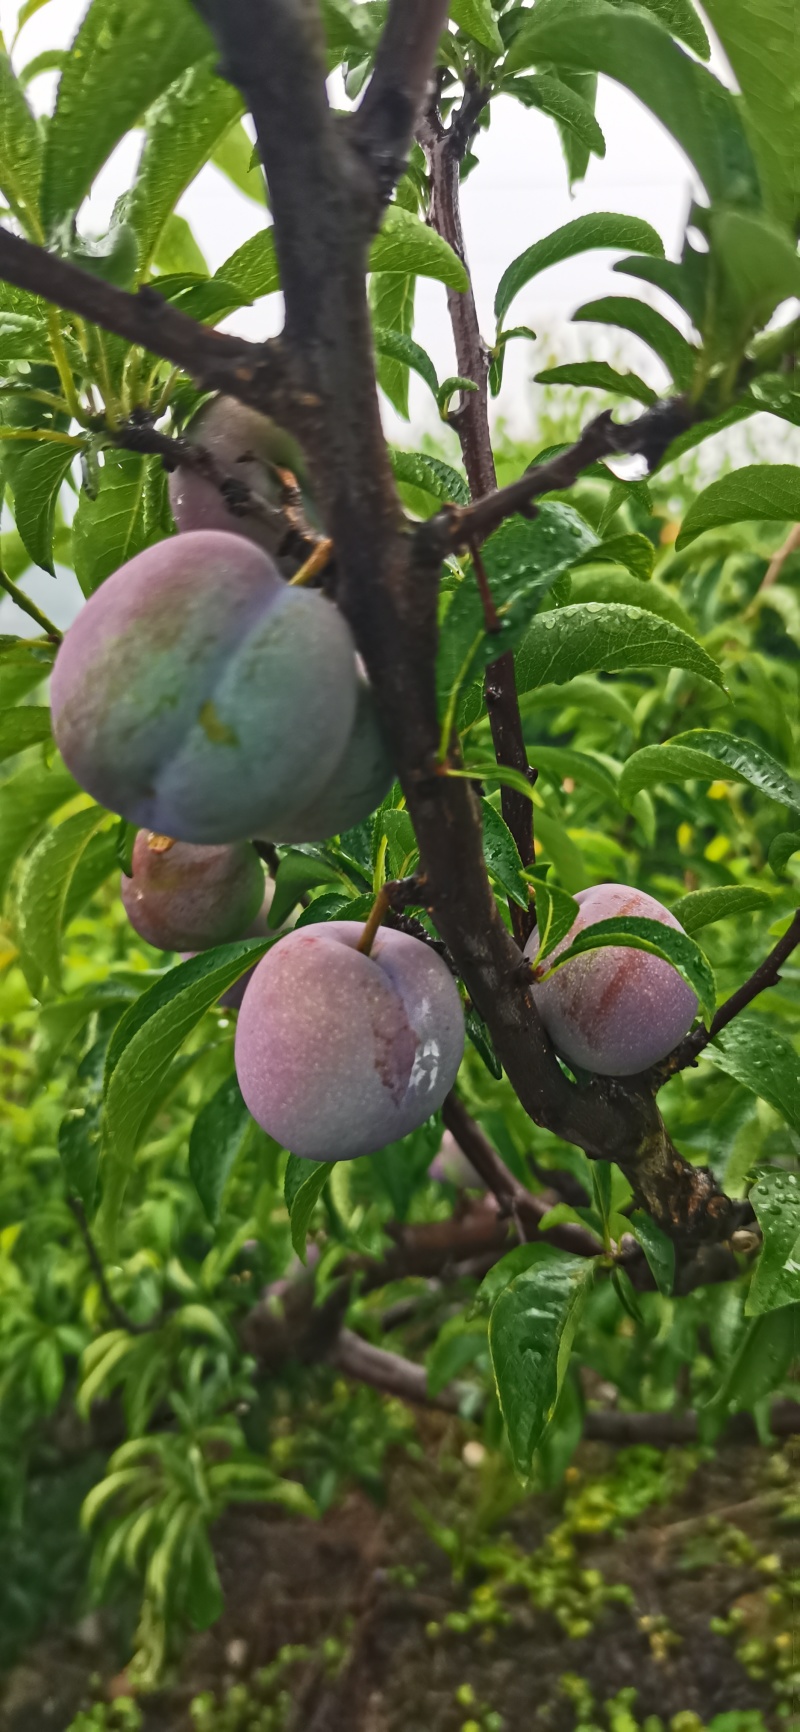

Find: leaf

[0,706,51,765]
[747,1171,800,1316]
[185,1527,224,1630]
[450,0,503,51]
[268,850,344,931]
[531,880,580,965]
[14,0,59,40]
[568,569,694,634]
[702,1016,800,1138]
[602,0,710,55]
[371,1120,441,1221]
[122,58,243,274]
[706,1306,799,1416]
[465,1007,503,1079]
[495,213,663,327]
[284,1153,332,1261]
[525,743,619,801]
[15,806,111,991]
[711,207,800,340]
[0,635,55,707]
[0,52,42,235]
[59,1100,103,1215]
[619,731,800,818]
[627,1211,675,1296]
[573,296,696,388]
[371,271,417,418]
[503,74,606,162]
[189,1072,254,1223]
[11,441,76,573]
[481,800,529,909]
[540,914,714,1025]
[488,1245,595,1477]
[370,205,468,291]
[211,120,266,205]
[216,229,279,299]
[535,361,657,408]
[72,451,155,597]
[0,758,78,905]
[702,0,799,227]
[671,886,774,935]
[768,833,800,879]
[677,465,800,549]
[373,328,439,402]
[504,0,759,208]
[514,604,723,699]
[0,313,54,362]
[532,808,587,894]
[41,0,212,232]
[389,449,469,509]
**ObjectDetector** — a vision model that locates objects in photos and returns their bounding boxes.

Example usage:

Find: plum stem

[287,536,334,586]
[356,884,392,955]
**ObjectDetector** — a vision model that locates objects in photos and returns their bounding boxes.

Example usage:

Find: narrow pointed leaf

[573,295,696,388]
[122,58,243,274]
[671,886,774,934]
[535,361,657,407]
[16,805,112,990]
[481,800,529,908]
[677,466,800,549]
[619,732,800,817]
[488,1245,595,1476]
[189,1072,255,1223]
[702,1016,800,1138]
[0,51,43,235]
[11,441,76,573]
[0,758,78,905]
[514,604,723,698]
[747,1172,800,1316]
[496,213,663,327]
[284,1153,332,1261]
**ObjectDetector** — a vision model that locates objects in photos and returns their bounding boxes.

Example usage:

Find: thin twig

[660,908,800,1077]
[67,1197,159,1336]
[0,567,62,640]
[353,0,451,203]
[760,522,800,593]
[442,1091,602,1257]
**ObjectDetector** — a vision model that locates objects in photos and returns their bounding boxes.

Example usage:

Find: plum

[524,882,697,1076]
[168,396,313,562]
[181,892,276,1010]
[51,530,358,845]
[429,1129,484,1189]
[266,676,393,843]
[235,922,465,1159]
[121,832,264,951]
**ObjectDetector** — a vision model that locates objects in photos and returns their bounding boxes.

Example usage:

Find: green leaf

[14,0,59,41]
[495,213,663,327]
[539,914,714,1025]
[370,205,468,291]
[0,706,51,765]
[747,1172,800,1316]
[0,757,78,905]
[481,800,529,909]
[0,52,42,236]
[72,451,155,597]
[189,1072,254,1223]
[602,0,710,55]
[706,1306,799,1415]
[677,465,800,549]
[212,120,266,205]
[619,731,800,818]
[373,328,439,402]
[465,1007,503,1080]
[503,74,606,163]
[528,743,620,801]
[595,535,655,583]
[531,807,587,894]
[488,1245,595,1477]
[41,0,212,232]
[514,604,723,699]
[568,569,694,634]
[702,0,799,226]
[0,313,54,362]
[627,1211,675,1296]
[0,635,55,707]
[122,58,242,275]
[18,49,67,89]
[16,805,111,991]
[710,207,800,340]
[268,850,344,931]
[671,886,774,935]
[504,0,759,208]
[11,441,76,574]
[284,1153,332,1262]
[371,1120,441,1221]
[389,448,469,509]
[185,1528,224,1630]
[450,0,503,52]
[371,271,417,418]
[768,833,800,880]
[535,361,657,408]
[531,879,580,964]
[216,229,279,300]
[702,1016,800,1138]
[573,295,696,388]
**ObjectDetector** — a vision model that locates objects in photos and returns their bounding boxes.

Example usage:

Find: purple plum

[168,397,312,562]
[121,832,264,952]
[266,676,393,843]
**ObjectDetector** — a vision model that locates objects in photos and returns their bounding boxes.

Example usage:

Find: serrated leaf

[371,271,417,417]
[619,731,800,817]
[535,361,657,407]
[0,757,77,905]
[0,706,51,764]
[16,805,111,990]
[503,74,606,162]
[488,1245,595,1477]
[0,312,55,362]
[677,465,800,549]
[0,52,43,235]
[573,295,696,388]
[451,0,504,53]
[481,799,529,909]
[627,1210,675,1296]
[189,1071,254,1223]
[705,1306,799,1416]
[568,569,694,634]
[0,635,56,706]
[373,328,439,402]
[496,213,663,327]
[389,448,468,508]
[671,886,774,934]
[11,441,76,573]
[531,879,580,965]
[702,0,799,227]
[284,1152,332,1261]
[504,0,759,207]
[514,604,723,699]
[602,0,710,55]
[747,1172,800,1316]
[122,58,243,274]
[216,228,279,299]
[702,1016,800,1138]
[594,534,655,584]
[72,451,155,597]
[41,0,212,231]
[212,120,266,205]
[768,833,800,880]
[370,205,468,291]
[540,914,713,1025]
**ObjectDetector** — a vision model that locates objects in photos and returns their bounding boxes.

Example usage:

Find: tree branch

[0,225,289,413]
[353,0,451,203]
[660,908,800,1077]
[442,1091,602,1258]
[67,1197,159,1336]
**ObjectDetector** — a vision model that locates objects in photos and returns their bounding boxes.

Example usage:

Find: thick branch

[0,226,287,411]
[354,0,451,203]
[662,908,800,1077]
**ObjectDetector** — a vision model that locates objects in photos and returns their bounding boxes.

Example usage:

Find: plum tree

[169,395,313,564]
[121,831,265,952]
[235,922,465,1159]
[268,675,393,844]
[51,530,359,845]
[525,884,698,1077]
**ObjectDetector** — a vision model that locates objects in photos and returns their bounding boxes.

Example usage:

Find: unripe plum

[168,396,312,559]
[235,922,465,1160]
[51,530,358,844]
[267,677,393,843]
[524,882,697,1076]
[121,832,264,952]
